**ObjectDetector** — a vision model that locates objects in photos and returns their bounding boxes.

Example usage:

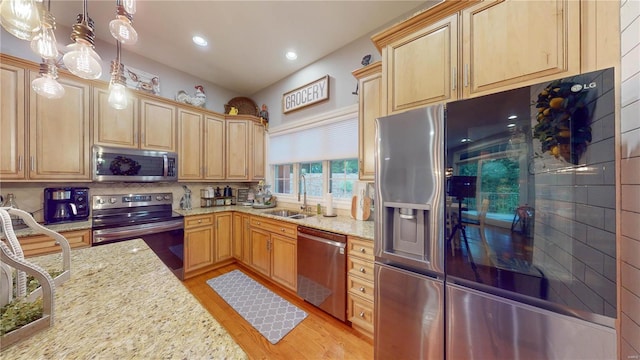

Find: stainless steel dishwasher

[297,226,347,321]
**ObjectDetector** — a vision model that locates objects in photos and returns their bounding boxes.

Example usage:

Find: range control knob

[96,198,105,205]
[109,197,117,204]
[156,195,163,201]
[163,195,171,200]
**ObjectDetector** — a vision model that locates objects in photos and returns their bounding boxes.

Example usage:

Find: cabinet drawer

[184,214,214,228]
[347,236,374,261]
[19,229,91,257]
[348,256,374,282]
[251,216,297,239]
[348,294,374,334]
[348,276,374,302]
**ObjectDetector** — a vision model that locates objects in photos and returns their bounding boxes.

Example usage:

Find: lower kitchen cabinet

[232,212,251,264]
[184,212,233,278]
[214,212,233,262]
[248,217,297,292]
[18,229,91,257]
[347,236,375,339]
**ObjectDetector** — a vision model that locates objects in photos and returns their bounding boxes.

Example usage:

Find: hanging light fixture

[30,0,58,59]
[31,60,65,99]
[0,0,40,40]
[109,0,137,45]
[108,40,127,109]
[62,0,102,80]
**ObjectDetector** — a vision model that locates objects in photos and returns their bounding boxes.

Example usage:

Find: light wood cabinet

[93,85,139,148]
[184,214,215,275]
[232,212,251,263]
[347,236,375,339]
[251,121,265,180]
[178,108,204,179]
[0,61,26,180]
[139,96,176,152]
[376,0,580,113]
[28,71,91,180]
[249,216,298,291]
[215,212,233,262]
[18,229,91,257]
[225,116,265,181]
[352,61,382,181]
[204,114,225,179]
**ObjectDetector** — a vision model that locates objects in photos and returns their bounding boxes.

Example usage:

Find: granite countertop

[1,239,247,359]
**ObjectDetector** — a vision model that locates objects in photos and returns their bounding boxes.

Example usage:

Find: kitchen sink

[262,209,313,219]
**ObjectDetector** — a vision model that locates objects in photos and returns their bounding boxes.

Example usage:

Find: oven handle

[93,219,184,244]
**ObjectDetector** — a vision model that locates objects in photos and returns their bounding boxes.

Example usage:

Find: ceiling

[51,1,430,95]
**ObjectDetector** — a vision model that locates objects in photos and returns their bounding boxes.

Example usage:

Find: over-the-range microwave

[92,145,178,182]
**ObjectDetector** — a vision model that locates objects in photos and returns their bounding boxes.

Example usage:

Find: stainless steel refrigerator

[374,68,617,359]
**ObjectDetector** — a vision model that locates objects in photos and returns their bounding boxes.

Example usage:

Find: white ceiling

[51,1,430,94]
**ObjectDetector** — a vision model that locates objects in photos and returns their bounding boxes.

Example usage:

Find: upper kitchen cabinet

[28,71,91,180]
[93,85,139,148]
[382,13,459,114]
[461,0,580,98]
[225,115,265,181]
[0,61,26,180]
[178,109,225,181]
[139,96,177,152]
[204,114,225,180]
[352,61,382,180]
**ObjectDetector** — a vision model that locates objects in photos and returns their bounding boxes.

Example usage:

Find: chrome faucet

[298,173,307,212]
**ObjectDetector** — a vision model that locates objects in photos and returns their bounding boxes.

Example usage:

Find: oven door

[93,219,184,279]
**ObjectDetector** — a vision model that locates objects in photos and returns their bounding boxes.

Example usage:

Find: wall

[0,26,241,114]
[619,0,640,357]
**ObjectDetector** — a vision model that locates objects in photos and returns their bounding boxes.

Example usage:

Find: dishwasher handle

[298,232,346,249]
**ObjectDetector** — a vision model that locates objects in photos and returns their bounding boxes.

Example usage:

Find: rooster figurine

[175,85,206,107]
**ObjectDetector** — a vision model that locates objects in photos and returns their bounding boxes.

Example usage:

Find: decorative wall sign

[124,65,160,95]
[282,75,330,113]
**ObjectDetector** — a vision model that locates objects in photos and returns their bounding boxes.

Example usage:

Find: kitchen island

[1,239,247,359]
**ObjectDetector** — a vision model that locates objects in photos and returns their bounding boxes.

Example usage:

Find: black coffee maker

[44,187,90,224]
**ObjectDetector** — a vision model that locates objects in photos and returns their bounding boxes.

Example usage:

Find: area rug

[206,270,308,344]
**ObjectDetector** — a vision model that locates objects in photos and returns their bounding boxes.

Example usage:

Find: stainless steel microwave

[92,146,178,182]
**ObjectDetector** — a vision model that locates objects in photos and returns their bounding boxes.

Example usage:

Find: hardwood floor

[182,263,374,360]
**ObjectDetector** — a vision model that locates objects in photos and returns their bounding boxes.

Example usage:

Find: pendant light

[30,0,58,59]
[62,0,102,80]
[0,0,40,40]
[108,40,128,109]
[109,0,137,45]
[31,60,65,99]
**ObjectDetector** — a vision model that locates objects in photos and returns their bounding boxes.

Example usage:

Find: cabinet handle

[360,248,366,253]
[359,312,365,318]
[452,67,457,91]
[359,267,366,273]
[281,228,285,232]
[30,156,34,171]
[18,155,23,171]
[198,219,202,223]
[464,64,469,88]
[359,287,365,293]
[256,221,261,225]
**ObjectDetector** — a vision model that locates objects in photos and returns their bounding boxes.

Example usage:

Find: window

[329,159,358,199]
[273,164,293,194]
[300,162,323,197]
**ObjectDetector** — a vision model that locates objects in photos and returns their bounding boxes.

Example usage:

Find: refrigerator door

[374,105,444,275]
[374,263,444,360]
[447,283,616,359]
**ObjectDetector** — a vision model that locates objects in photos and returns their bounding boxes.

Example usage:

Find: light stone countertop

[1,239,247,359]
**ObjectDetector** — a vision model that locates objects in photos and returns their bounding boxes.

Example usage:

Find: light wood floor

[182,263,374,360]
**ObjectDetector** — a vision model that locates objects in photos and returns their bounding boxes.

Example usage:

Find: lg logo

[571,82,597,92]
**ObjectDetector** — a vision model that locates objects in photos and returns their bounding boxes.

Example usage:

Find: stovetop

[91,193,183,229]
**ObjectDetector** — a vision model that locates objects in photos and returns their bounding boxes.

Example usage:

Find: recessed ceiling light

[508,115,518,120]
[192,35,208,47]
[285,51,297,60]
[507,123,517,128]
[461,138,473,143]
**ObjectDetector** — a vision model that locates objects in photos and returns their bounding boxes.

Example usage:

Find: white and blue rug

[206,270,308,344]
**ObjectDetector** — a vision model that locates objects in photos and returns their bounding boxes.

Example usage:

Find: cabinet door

[385,13,458,113]
[461,0,580,98]
[270,234,297,291]
[19,229,91,257]
[226,119,249,180]
[184,226,214,273]
[249,227,271,277]
[204,114,225,179]
[242,215,251,264]
[251,122,265,180]
[0,62,26,180]
[215,212,233,262]
[28,72,90,180]
[178,108,203,180]
[232,213,243,260]
[353,62,382,181]
[93,86,139,148]
[140,97,176,151]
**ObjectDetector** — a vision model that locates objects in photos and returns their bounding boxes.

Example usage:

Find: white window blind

[269,117,358,164]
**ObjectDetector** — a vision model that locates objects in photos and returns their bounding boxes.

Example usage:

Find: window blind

[269,117,358,164]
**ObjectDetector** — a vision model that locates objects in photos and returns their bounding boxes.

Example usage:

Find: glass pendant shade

[30,12,58,59]
[122,0,136,14]
[109,16,137,45]
[108,81,127,109]
[0,0,40,40]
[63,39,103,79]
[32,73,65,99]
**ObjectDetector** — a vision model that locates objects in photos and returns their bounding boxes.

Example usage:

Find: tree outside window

[300,162,323,197]
[330,159,358,199]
